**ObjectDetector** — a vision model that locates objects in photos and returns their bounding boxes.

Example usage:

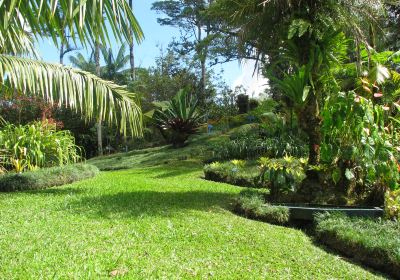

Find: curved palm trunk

[95,42,103,156]
[129,0,135,81]
[60,42,64,65]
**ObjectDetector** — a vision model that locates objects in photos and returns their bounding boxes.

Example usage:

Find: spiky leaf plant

[153,89,203,148]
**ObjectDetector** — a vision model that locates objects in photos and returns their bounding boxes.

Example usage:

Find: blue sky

[37,1,244,87]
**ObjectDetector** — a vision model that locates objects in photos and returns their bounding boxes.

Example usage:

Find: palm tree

[69,44,131,155]
[0,0,144,137]
[69,53,96,73]
[100,43,131,84]
[129,0,136,80]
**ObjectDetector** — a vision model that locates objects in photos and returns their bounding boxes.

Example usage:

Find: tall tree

[100,43,130,84]
[152,0,214,104]
[0,0,144,137]
[129,0,136,80]
[94,41,103,156]
[211,0,386,165]
[130,47,203,104]
[70,44,131,155]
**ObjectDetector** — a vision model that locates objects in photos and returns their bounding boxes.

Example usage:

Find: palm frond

[0,54,142,136]
[0,0,144,55]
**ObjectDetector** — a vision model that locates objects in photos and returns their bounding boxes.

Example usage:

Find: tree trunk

[94,42,103,156]
[196,23,206,104]
[200,58,206,99]
[129,0,135,80]
[299,93,322,165]
[59,42,64,65]
[97,120,103,155]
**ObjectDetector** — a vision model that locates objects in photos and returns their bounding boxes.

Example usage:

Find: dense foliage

[0,122,81,173]
[204,160,261,188]
[210,134,308,161]
[258,156,307,201]
[321,91,399,191]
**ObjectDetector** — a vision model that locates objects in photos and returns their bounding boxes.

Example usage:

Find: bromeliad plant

[152,89,203,148]
[258,156,307,201]
[0,121,81,173]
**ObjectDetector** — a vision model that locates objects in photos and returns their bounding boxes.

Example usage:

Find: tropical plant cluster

[204,156,307,200]
[0,122,81,173]
[258,156,307,201]
[210,133,308,162]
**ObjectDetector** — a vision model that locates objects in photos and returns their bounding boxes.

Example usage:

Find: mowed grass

[0,140,388,279]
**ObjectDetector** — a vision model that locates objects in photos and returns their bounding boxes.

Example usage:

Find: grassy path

[0,161,387,279]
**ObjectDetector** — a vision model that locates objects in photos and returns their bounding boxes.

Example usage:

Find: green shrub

[315,213,400,278]
[210,134,308,161]
[0,121,81,172]
[235,189,290,225]
[258,156,307,201]
[0,164,99,192]
[386,189,400,219]
[204,161,262,188]
[219,114,248,128]
[249,98,259,111]
[228,123,260,140]
[321,92,399,191]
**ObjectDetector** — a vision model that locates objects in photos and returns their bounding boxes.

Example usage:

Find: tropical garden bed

[0,0,399,278]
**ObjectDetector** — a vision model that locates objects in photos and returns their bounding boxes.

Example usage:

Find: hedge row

[0,164,99,192]
[315,213,400,279]
[234,190,399,278]
[203,162,264,188]
[234,189,290,225]
[204,169,261,188]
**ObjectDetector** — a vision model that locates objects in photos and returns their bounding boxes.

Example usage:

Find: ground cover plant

[0,164,99,192]
[235,189,290,225]
[0,153,388,279]
[315,213,400,278]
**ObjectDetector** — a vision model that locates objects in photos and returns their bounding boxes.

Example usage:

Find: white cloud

[232,60,269,98]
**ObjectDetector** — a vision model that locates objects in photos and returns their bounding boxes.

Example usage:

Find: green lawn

[0,145,388,279]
